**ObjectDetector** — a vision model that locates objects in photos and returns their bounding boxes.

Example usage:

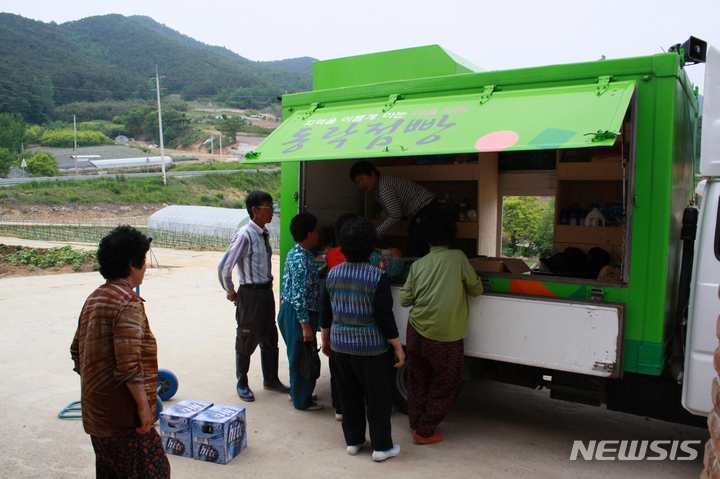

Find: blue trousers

[278,303,319,410]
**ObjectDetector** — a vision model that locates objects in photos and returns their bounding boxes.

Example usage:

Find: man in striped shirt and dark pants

[218,190,290,401]
[351,160,441,258]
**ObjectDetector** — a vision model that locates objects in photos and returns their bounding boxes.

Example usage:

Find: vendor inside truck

[350,160,442,257]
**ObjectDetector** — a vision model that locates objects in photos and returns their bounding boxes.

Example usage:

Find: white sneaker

[346,440,367,455]
[372,444,400,462]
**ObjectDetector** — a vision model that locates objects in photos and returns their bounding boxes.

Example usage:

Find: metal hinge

[590,287,604,301]
[383,145,408,153]
[479,85,495,105]
[301,103,320,120]
[593,361,614,372]
[382,94,400,113]
[596,76,612,96]
[585,130,619,143]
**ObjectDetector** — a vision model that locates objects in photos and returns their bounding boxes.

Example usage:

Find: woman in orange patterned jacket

[71,226,170,478]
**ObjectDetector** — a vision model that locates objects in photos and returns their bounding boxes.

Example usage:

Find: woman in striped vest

[320,216,405,462]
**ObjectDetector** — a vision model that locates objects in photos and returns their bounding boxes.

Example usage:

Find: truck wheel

[392,358,409,414]
[155,396,163,422]
[157,369,179,401]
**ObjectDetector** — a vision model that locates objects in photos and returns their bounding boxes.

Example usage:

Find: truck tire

[157,369,179,401]
[392,357,409,414]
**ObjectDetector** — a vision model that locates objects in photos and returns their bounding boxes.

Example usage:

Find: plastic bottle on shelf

[560,209,569,225]
[466,209,478,222]
[458,199,468,222]
[585,204,606,227]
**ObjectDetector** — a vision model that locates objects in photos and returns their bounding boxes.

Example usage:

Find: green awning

[246,80,635,163]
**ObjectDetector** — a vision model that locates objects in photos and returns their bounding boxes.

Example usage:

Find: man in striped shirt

[350,160,440,257]
[218,190,290,401]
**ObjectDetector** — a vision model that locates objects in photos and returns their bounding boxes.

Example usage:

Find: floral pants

[407,322,464,438]
[90,428,170,479]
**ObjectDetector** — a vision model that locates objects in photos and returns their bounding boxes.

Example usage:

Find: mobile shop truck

[246,38,720,425]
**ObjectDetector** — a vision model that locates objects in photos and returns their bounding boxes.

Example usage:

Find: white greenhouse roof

[148,205,280,239]
[91,156,172,169]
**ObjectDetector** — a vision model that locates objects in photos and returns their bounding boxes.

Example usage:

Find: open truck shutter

[390,289,625,378]
[247,80,636,162]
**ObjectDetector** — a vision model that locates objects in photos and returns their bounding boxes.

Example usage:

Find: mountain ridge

[0,13,316,123]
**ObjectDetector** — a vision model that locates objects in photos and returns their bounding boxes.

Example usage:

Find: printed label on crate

[192,405,247,464]
[159,400,213,458]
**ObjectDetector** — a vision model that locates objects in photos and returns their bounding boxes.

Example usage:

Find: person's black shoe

[263,379,290,393]
[236,354,255,402]
[237,380,255,402]
[261,349,290,393]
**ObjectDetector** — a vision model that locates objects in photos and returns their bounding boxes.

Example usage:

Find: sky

[2,0,719,92]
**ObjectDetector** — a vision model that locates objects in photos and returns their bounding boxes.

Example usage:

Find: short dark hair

[339,216,377,262]
[335,213,360,237]
[290,212,317,242]
[97,225,152,280]
[246,190,273,219]
[424,208,457,246]
[349,160,380,181]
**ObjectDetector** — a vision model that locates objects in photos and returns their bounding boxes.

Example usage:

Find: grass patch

[173,161,278,171]
[0,171,281,209]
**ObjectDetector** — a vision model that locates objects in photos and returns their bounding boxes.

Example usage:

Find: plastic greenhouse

[148,205,280,240]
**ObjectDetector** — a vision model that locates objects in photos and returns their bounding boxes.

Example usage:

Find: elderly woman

[278,212,323,411]
[70,225,169,478]
[320,216,405,462]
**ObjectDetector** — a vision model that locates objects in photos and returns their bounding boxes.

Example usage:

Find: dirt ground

[0,202,163,221]
[0,236,709,479]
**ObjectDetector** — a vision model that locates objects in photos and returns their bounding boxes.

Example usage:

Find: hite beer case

[159,400,214,458]
[192,405,247,464]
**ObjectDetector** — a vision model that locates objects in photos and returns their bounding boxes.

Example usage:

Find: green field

[0,170,281,209]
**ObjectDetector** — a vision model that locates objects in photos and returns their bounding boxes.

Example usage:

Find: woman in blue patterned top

[278,212,323,411]
[320,216,405,462]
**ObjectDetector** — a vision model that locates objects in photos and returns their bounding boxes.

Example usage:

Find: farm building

[148,205,280,240]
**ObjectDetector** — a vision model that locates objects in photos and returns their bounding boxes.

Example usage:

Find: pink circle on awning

[475,131,519,152]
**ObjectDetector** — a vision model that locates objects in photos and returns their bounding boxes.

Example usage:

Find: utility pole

[73,115,78,175]
[220,134,223,163]
[151,66,167,185]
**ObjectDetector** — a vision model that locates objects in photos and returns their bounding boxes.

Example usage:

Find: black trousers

[406,198,443,258]
[235,287,279,356]
[330,351,394,452]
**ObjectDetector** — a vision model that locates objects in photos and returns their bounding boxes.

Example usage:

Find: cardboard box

[159,400,214,458]
[468,257,531,274]
[192,405,247,464]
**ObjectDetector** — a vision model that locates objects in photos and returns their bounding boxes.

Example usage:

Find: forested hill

[0,13,315,124]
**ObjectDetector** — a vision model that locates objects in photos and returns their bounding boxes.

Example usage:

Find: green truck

[247,38,720,425]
